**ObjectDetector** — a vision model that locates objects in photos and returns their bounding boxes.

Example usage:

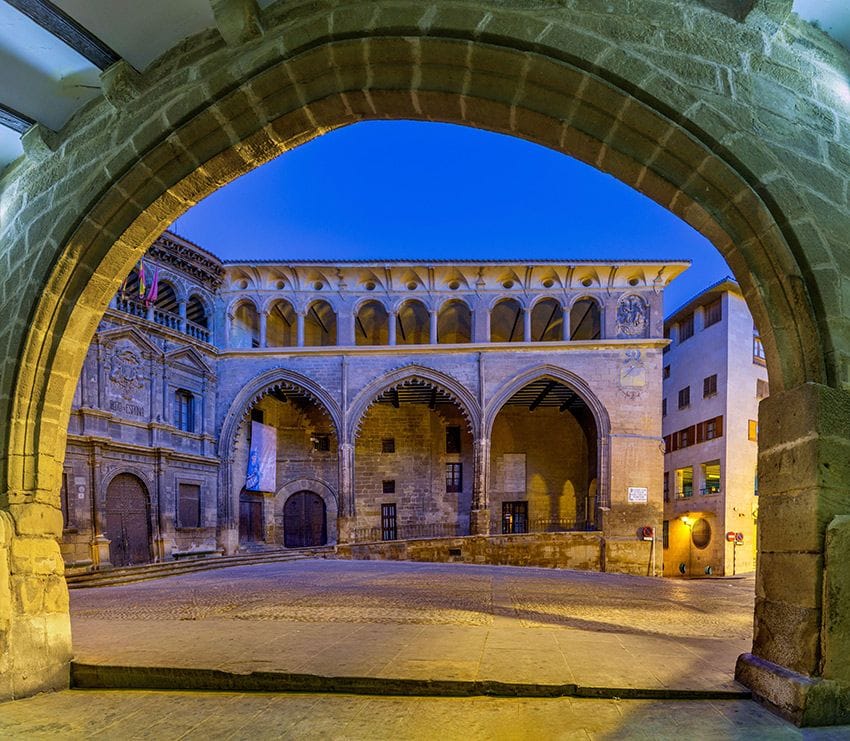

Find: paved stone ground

[3,689,850,739]
[70,559,755,691]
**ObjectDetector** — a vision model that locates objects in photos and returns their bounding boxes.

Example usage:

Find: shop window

[701,461,721,496]
[446,463,462,493]
[703,374,717,398]
[446,426,461,454]
[382,480,396,494]
[312,433,331,452]
[678,313,694,343]
[704,298,722,328]
[381,438,395,454]
[748,420,758,441]
[178,483,201,528]
[381,503,397,541]
[692,518,711,549]
[175,389,195,432]
[678,386,690,409]
[502,501,528,534]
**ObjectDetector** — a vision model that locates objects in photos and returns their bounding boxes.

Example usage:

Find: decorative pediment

[99,325,163,358]
[166,346,214,375]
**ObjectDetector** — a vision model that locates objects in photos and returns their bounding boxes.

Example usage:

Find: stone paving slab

[70,559,755,693]
[3,689,850,740]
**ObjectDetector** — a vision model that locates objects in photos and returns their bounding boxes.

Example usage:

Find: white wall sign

[627,486,648,503]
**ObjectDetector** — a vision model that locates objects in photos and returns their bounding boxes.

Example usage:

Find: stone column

[735,382,850,726]
[562,304,571,341]
[178,300,187,332]
[258,310,268,348]
[337,441,355,542]
[470,437,491,535]
[388,310,397,345]
[296,311,305,347]
[523,307,532,342]
[429,309,438,344]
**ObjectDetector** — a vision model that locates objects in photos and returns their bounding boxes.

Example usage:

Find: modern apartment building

[661,278,767,576]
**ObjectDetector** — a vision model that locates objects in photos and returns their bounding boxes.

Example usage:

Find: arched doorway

[283,491,327,547]
[104,474,152,567]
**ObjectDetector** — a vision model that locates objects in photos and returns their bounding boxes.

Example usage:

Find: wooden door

[239,491,264,543]
[105,474,152,567]
[284,491,327,547]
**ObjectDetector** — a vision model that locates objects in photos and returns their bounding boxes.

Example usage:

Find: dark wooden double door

[239,491,265,543]
[284,491,327,548]
[105,473,152,567]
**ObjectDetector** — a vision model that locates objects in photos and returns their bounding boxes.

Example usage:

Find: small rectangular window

[677,428,691,449]
[662,398,667,417]
[663,472,669,503]
[178,483,201,528]
[446,463,462,493]
[704,299,722,328]
[662,365,670,379]
[678,313,694,343]
[678,386,690,409]
[753,326,766,365]
[662,520,669,549]
[748,419,758,441]
[502,501,528,534]
[382,479,395,494]
[175,390,195,433]
[381,503,397,541]
[701,461,721,496]
[756,379,770,399]
[312,433,330,452]
[675,466,693,498]
[703,374,717,398]
[381,438,395,454]
[446,426,461,454]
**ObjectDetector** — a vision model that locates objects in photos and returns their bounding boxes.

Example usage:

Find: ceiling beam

[429,387,437,410]
[5,0,121,70]
[559,396,575,412]
[529,381,556,411]
[390,388,400,409]
[0,102,34,133]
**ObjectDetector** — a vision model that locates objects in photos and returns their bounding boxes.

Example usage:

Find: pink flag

[145,266,159,307]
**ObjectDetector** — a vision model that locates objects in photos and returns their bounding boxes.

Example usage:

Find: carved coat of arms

[616,295,648,338]
[107,348,145,400]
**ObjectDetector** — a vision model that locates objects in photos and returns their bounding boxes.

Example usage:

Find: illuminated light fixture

[680,515,694,527]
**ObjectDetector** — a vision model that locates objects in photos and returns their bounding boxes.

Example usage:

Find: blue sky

[170,121,730,313]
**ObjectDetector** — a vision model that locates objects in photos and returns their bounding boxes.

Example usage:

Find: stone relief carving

[616,294,648,338]
[619,349,646,399]
[106,346,147,411]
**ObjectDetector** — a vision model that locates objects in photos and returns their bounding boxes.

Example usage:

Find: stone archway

[1,0,848,723]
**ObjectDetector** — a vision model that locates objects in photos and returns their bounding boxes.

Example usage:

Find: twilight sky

[170,120,731,314]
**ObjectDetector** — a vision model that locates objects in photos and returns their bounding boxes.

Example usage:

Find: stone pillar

[224,312,233,347]
[258,310,268,348]
[523,307,532,342]
[562,304,571,341]
[388,310,397,345]
[735,383,850,726]
[337,441,355,541]
[296,311,305,347]
[470,437,490,535]
[178,300,187,332]
[429,309,438,344]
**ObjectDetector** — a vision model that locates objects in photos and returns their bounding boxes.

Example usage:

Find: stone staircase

[65,546,337,589]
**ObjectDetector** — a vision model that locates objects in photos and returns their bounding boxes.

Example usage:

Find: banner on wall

[245,421,276,492]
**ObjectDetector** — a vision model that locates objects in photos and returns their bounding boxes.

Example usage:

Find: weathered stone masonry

[1,0,849,726]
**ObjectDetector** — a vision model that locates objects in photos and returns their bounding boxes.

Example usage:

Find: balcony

[115,298,210,343]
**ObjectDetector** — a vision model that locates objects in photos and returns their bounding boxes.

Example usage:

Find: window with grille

[382,480,395,494]
[446,463,462,493]
[175,389,195,432]
[704,299,722,328]
[703,374,717,398]
[756,379,770,399]
[446,426,461,454]
[678,313,694,343]
[678,386,690,409]
[502,501,528,534]
[178,483,201,528]
[312,433,330,452]
[381,503,397,541]
[381,438,395,453]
